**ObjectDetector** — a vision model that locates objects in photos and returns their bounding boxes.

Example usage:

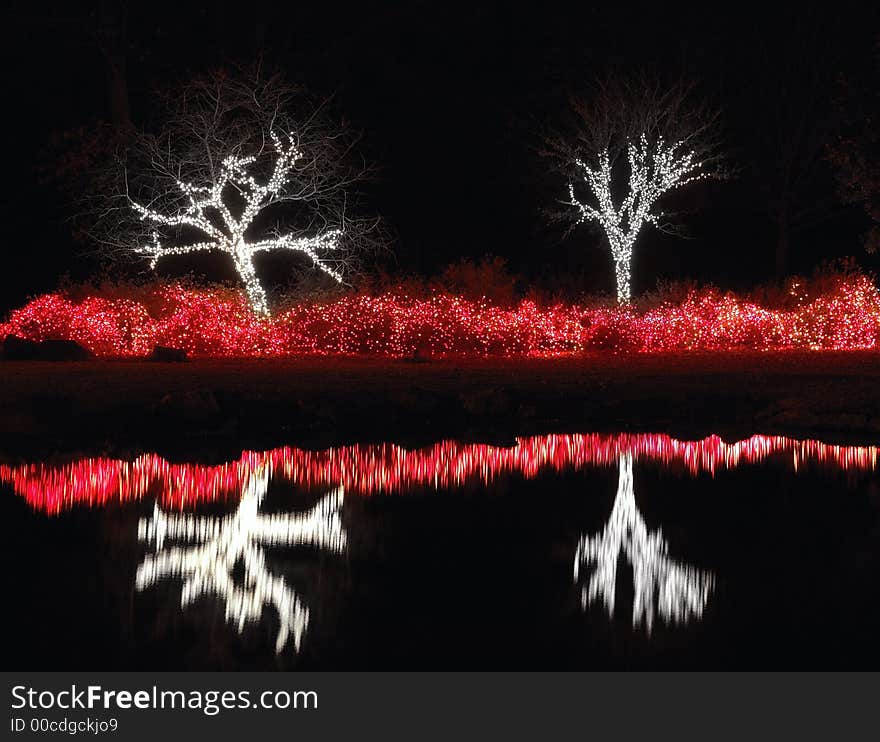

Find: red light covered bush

[3,271,880,357]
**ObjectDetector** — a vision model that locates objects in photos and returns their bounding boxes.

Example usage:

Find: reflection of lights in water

[2,431,871,642]
[3,433,876,514]
[136,464,346,652]
[575,454,714,631]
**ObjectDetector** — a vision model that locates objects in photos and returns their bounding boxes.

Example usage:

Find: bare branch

[542,75,729,302]
[84,64,383,314]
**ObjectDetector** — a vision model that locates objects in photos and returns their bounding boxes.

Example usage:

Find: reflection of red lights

[2,277,880,357]
[1,433,876,514]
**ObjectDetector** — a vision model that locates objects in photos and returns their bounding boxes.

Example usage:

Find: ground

[2,351,879,461]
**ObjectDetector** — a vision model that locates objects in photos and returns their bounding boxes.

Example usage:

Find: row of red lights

[2,433,876,514]
[3,276,880,356]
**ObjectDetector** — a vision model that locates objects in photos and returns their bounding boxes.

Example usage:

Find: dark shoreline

[2,352,880,461]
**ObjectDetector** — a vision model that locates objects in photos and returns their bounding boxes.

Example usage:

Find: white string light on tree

[568,135,711,303]
[131,131,344,316]
[85,68,379,316]
[548,77,726,303]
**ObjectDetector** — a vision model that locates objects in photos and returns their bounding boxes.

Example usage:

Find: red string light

[3,278,880,356]
[2,432,875,514]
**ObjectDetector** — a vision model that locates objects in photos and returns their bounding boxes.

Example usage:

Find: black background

[0,1,877,312]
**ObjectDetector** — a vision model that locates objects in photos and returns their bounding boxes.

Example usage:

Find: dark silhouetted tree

[748,11,844,278]
[827,37,880,254]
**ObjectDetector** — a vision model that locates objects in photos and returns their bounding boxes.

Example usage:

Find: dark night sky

[0,1,877,312]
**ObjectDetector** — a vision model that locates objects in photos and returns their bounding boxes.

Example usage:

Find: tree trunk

[97,0,132,135]
[775,208,790,280]
[614,255,632,304]
[236,256,270,316]
[105,53,132,133]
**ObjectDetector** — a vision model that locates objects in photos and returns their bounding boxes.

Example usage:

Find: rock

[150,345,187,362]
[402,346,432,363]
[2,335,93,361]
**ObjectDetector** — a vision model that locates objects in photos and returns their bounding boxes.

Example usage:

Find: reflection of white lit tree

[93,67,379,315]
[136,465,346,652]
[574,454,713,631]
[545,77,726,302]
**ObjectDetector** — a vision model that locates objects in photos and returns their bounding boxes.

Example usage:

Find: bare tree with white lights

[91,66,380,315]
[545,77,727,302]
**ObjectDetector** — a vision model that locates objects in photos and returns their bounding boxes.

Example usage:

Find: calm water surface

[3,432,880,669]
